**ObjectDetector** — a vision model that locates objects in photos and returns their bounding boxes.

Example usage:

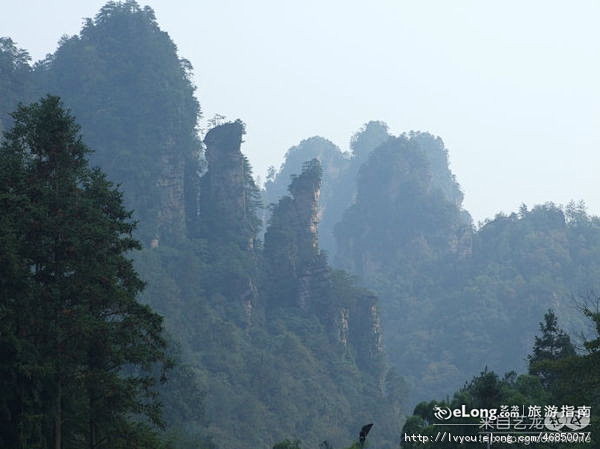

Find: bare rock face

[204,121,247,217]
[264,159,384,363]
[353,298,384,358]
[192,120,261,324]
[262,136,351,253]
[287,158,322,255]
[337,308,350,346]
[199,120,260,249]
[335,290,384,367]
[264,159,324,309]
[156,145,186,243]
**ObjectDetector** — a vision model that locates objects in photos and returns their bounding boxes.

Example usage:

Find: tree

[273,440,303,449]
[536,304,600,446]
[528,309,575,388]
[36,0,201,244]
[0,96,170,449]
[0,37,32,133]
[401,369,550,449]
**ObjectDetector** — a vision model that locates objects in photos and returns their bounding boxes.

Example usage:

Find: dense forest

[267,119,600,403]
[1,3,399,449]
[402,308,599,448]
[1,1,599,448]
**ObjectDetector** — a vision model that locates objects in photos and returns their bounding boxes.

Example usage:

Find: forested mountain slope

[270,118,600,407]
[0,3,402,448]
[402,308,600,448]
[34,1,201,244]
[0,37,33,135]
[331,129,600,404]
[135,122,403,449]
[264,121,391,254]
[4,1,600,447]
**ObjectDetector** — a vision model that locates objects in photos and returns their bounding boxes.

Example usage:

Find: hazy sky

[3,0,599,222]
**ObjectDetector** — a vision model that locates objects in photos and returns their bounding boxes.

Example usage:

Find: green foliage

[403,369,551,449]
[264,136,344,209]
[528,309,576,388]
[198,120,262,247]
[0,96,170,448]
[135,238,401,448]
[264,122,391,254]
[330,123,600,406]
[288,158,323,198]
[120,136,401,448]
[335,133,468,276]
[402,308,599,448]
[35,0,201,243]
[0,37,32,133]
[273,439,303,449]
[350,121,390,160]
[271,437,368,449]
[265,159,323,289]
[263,136,348,254]
[1,7,403,449]
[533,304,600,446]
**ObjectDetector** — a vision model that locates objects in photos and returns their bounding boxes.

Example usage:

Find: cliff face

[263,137,349,252]
[157,143,186,240]
[1,4,403,447]
[33,1,200,246]
[198,120,261,249]
[178,131,398,448]
[331,131,479,405]
[264,159,384,364]
[194,125,388,365]
[263,122,391,255]
[264,159,325,309]
[334,134,471,278]
[195,120,262,327]
[352,295,384,359]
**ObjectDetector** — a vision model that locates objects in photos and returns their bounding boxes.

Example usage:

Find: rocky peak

[264,159,384,363]
[287,158,322,250]
[334,135,472,277]
[204,120,245,159]
[264,158,323,281]
[198,120,261,248]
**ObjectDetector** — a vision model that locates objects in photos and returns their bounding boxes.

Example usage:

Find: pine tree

[36,1,201,244]
[0,96,170,448]
[528,309,575,388]
[0,37,32,133]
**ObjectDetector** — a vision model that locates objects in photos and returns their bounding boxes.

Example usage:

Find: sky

[2,0,599,222]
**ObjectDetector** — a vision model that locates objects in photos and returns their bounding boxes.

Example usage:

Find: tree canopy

[0,96,170,449]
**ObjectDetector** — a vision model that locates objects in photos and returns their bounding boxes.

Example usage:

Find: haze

[3,0,599,222]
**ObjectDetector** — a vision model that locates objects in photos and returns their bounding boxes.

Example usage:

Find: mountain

[264,136,349,254]
[331,128,600,405]
[4,1,600,446]
[0,37,33,134]
[34,1,201,245]
[136,121,403,449]
[264,121,391,255]
[334,132,471,278]
[0,3,402,447]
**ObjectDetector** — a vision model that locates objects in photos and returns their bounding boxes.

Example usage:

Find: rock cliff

[198,120,261,249]
[264,159,384,364]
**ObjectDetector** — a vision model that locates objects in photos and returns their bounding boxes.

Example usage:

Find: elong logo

[433,405,499,421]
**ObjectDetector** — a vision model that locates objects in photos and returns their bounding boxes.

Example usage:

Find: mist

[3,0,599,221]
[2,2,600,448]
